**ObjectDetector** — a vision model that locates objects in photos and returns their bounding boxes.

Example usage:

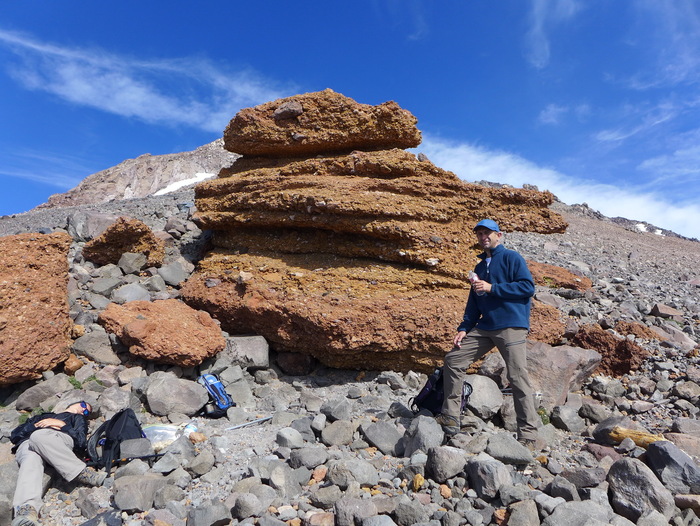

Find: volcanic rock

[0,233,72,385]
[572,324,650,376]
[223,88,422,156]
[183,91,568,371]
[528,260,592,291]
[83,217,165,267]
[98,299,225,367]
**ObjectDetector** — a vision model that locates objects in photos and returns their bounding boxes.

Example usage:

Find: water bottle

[183,423,197,437]
[468,271,485,296]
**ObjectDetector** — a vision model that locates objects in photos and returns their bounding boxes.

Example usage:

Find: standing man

[435,219,540,449]
[10,401,106,526]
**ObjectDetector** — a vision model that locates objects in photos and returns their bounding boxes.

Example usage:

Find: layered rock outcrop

[182,90,568,371]
[0,233,72,385]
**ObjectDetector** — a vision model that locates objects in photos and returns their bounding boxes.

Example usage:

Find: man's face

[474,227,502,251]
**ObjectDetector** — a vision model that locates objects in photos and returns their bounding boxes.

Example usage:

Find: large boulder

[182,91,569,372]
[527,342,602,411]
[0,233,72,385]
[98,299,225,367]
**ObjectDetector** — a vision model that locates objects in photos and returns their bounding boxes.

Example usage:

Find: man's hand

[472,278,492,295]
[35,418,66,430]
[453,331,467,347]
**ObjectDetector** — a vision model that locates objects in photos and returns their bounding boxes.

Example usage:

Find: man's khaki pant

[13,429,86,512]
[442,327,540,441]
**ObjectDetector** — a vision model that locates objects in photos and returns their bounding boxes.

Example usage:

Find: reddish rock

[83,217,165,267]
[0,233,73,385]
[98,299,225,367]
[650,303,684,321]
[583,442,623,462]
[615,321,663,341]
[528,260,592,291]
[571,324,649,377]
[63,354,84,375]
[529,301,566,345]
[223,89,422,156]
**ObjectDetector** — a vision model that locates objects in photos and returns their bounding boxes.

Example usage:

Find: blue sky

[1,1,700,239]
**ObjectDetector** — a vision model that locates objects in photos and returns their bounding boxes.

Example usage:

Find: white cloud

[538,104,568,125]
[417,136,700,240]
[0,29,291,133]
[524,0,581,69]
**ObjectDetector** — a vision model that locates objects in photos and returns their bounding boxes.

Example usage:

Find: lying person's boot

[434,414,460,436]
[74,466,107,487]
[12,504,39,526]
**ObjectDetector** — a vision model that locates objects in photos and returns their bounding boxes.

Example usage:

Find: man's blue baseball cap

[473,219,501,232]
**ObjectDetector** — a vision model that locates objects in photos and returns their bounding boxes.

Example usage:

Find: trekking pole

[225,416,272,430]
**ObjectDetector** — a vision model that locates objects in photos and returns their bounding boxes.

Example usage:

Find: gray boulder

[403,416,444,457]
[112,473,168,512]
[361,420,404,456]
[146,373,209,416]
[465,374,503,419]
[607,457,677,522]
[466,454,512,499]
[645,440,700,494]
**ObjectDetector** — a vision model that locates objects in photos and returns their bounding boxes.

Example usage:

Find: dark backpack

[197,374,235,418]
[410,367,473,415]
[87,408,145,473]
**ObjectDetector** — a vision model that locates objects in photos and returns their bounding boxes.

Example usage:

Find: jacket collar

[478,243,505,260]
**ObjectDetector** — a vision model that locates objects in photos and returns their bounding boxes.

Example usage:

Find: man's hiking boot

[518,437,544,454]
[434,414,460,436]
[75,466,107,487]
[12,504,39,526]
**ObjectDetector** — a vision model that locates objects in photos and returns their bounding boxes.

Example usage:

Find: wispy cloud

[418,136,700,240]
[0,28,291,133]
[524,0,581,69]
[626,1,700,89]
[0,148,87,188]
[538,104,568,125]
[593,99,682,145]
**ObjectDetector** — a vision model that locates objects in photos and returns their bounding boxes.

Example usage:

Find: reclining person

[10,401,105,526]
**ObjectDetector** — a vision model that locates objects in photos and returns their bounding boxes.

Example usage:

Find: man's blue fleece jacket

[457,243,535,333]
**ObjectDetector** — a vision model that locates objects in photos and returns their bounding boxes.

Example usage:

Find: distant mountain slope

[37,139,239,210]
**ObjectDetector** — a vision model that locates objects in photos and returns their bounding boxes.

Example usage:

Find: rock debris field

[0,188,700,526]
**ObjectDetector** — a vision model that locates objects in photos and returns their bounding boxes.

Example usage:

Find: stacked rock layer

[183,89,568,371]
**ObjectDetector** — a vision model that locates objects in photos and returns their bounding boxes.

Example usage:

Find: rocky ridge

[37,139,239,210]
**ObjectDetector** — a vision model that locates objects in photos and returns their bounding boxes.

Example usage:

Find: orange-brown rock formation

[98,299,225,367]
[223,89,422,157]
[0,233,73,385]
[529,260,592,291]
[83,217,165,267]
[571,324,649,376]
[182,90,569,372]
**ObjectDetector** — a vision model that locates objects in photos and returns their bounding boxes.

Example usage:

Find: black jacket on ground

[10,412,88,452]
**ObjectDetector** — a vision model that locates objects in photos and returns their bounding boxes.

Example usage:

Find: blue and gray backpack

[197,374,235,418]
